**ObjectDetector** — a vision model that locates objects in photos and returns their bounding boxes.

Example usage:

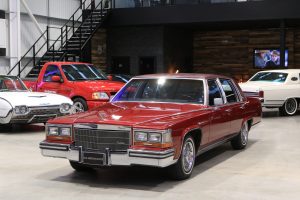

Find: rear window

[250,72,288,83]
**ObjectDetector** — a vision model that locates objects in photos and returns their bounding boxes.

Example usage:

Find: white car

[239,69,300,116]
[0,75,73,124]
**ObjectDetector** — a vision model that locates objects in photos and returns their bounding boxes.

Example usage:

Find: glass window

[249,72,288,83]
[43,65,62,82]
[62,64,107,81]
[0,76,27,92]
[113,78,204,104]
[207,79,223,106]
[219,79,239,103]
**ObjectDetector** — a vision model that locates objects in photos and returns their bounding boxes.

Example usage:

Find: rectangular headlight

[60,127,71,136]
[148,132,162,143]
[48,127,59,135]
[134,131,148,142]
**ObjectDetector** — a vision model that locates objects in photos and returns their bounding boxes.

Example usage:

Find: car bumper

[39,141,176,168]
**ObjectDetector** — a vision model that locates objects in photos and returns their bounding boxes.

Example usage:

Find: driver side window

[43,65,62,82]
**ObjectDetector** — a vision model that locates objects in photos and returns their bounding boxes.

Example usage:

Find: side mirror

[107,75,113,81]
[214,98,223,106]
[51,75,62,83]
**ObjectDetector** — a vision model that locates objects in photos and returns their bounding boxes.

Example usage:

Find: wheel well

[71,96,86,102]
[185,129,202,152]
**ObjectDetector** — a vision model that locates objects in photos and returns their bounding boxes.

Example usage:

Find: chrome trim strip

[74,123,131,131]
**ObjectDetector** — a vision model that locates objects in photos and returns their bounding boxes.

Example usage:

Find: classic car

[239,69,300,116]
[39,74,261,180]
[0,75,73,125]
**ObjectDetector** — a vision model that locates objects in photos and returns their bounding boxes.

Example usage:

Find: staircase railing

[8,0,114,77]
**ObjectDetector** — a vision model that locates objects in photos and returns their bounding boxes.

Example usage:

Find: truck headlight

[133,129,173,148]
[60,103,72,113]
[92,92,109,100]
[14,105,29,115]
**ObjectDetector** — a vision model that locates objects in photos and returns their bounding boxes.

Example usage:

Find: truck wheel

[231,122,249,150]
[69,161,93,172]
[73,98,88,113]
[279,98,298,116]
[168,136,195,180]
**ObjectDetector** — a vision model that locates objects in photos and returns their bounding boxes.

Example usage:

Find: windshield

[249,72,288,83]
[112,78,205,104]
[0,76,27,92]
[62,64,107,81]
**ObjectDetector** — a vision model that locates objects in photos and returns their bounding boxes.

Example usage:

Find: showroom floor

[0,110,300,200]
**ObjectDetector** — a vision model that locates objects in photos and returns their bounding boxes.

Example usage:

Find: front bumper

[39,141,176,168]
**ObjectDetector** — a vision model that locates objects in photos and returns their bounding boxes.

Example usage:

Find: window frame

[206,78,225,106]
[218,78,242,104]
[43,64,63,83]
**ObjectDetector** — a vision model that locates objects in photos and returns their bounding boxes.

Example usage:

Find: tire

[69,161,93,172]
[279,98,298,116]
[168,136,196,180]
[73,98,88,113]
[231,122,249,150]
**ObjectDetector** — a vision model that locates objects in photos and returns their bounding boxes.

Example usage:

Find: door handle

[225,109,232,113]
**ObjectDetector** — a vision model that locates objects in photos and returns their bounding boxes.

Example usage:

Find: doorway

[139,57,156,75]
[111,57,130,74]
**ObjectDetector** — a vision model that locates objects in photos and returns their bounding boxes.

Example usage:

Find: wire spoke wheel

[182,138,195,174]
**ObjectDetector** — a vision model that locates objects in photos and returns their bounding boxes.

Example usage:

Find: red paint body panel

[44,74,262,160]
[23,62,124,110]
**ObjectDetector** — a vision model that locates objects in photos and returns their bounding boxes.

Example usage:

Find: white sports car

[239,69,300,116]
[0,75,73,124]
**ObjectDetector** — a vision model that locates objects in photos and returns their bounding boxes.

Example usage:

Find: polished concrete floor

[0,110,300,200]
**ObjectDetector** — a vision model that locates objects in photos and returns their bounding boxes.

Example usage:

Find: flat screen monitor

[254,49,288,68]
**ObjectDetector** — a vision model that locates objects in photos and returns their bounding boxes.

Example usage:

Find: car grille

[74,128,131,152]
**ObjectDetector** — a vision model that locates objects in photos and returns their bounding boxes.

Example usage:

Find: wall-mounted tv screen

[254,49,288,68]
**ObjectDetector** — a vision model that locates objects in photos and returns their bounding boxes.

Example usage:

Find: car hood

[72,80,124,92]
[239,81,283,92]
[50,102,210,129]
[0,91,73,107]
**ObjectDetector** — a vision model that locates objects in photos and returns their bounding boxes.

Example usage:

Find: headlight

[92,92,109,100]
[148,132,162,143]
[134,131,148,142]
[60,127,71,136]
[14,105,29,115]
[60,103,72,113]
[47,125,72,137]
[48,127,59,135]
[133,129,173,148]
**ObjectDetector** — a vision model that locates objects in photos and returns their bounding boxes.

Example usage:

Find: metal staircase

[7,0,114,78]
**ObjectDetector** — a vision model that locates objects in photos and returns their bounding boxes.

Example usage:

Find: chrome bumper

[39,141,176,168]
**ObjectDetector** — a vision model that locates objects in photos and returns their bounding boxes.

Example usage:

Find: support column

[9,0,21,74]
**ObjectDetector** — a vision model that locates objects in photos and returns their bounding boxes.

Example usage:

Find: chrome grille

[74,128,130,152]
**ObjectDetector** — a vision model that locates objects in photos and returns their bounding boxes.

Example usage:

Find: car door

[219,78,245,134]
[38,65,66,95]
[207,79,231,142]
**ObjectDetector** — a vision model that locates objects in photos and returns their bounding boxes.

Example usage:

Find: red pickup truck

[23,62,124,112]
[39,74,262,180]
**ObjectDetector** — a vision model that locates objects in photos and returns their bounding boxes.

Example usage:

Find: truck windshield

[0,76,28,92]
[112,78,204,104]
[62,64,108,81]
[249,72,288,83]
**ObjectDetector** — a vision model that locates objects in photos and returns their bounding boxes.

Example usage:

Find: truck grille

[74,128,130,152]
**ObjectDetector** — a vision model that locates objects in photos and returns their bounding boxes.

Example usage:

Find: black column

[0,10,6,56]
[280,20,286,67]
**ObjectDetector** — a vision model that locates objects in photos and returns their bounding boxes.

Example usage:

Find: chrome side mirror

[214,98,223,106]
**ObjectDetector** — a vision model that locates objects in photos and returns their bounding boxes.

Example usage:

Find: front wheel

[72,98,88,113]
[279,98,298,116]
[168,136,196,180]
[231,122,249,150]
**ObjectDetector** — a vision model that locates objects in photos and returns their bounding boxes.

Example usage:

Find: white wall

[0,0,81,74]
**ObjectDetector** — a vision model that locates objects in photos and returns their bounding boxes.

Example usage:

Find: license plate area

[83,151,106,166]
